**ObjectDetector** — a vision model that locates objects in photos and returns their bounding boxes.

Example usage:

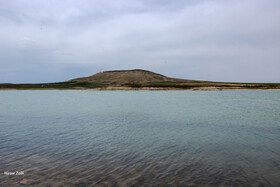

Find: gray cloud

[0,0,279,83]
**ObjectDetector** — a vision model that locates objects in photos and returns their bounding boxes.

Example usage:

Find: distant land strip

[1,69,280,90]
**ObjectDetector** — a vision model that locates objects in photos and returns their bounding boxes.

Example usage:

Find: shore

[1,86,280,91]
[1,80,280,91]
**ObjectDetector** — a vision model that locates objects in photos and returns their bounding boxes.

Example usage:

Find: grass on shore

[1,81,280,90]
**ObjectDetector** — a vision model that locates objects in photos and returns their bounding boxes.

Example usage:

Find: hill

[71,69,199,84]
[0,69,279,90]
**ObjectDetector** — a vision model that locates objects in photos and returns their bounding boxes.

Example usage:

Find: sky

[0,0,280,83]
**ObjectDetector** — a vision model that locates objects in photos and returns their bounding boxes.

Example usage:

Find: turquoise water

[0,90,280,186]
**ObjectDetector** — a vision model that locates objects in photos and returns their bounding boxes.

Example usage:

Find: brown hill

[71,69,198,85]
[1,69,280,90]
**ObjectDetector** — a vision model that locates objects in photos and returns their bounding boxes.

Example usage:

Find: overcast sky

[0,0,280,83]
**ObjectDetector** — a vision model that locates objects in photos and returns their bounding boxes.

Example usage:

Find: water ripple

[0,90,280,186]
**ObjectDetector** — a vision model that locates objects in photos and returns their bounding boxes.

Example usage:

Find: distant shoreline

[1,69,280,90]
[1,86,280,91]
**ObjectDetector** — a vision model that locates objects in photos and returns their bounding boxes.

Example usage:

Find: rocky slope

[70,69,200,85]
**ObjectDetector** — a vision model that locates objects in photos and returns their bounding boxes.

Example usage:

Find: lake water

[0,90,280,187]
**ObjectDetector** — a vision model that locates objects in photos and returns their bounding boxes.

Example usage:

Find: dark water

[0,90,280,187]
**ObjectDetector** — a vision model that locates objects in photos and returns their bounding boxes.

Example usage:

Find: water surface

[0,90,280,186]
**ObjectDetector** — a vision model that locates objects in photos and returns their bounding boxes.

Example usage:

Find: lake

[0,90,280,186]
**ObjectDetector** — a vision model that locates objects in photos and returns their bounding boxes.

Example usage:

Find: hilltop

[0,69,280,90]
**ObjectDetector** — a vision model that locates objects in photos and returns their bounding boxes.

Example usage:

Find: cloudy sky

[0,0,279,83]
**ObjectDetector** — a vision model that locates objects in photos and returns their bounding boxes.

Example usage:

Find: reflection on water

[0,90,280,186]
